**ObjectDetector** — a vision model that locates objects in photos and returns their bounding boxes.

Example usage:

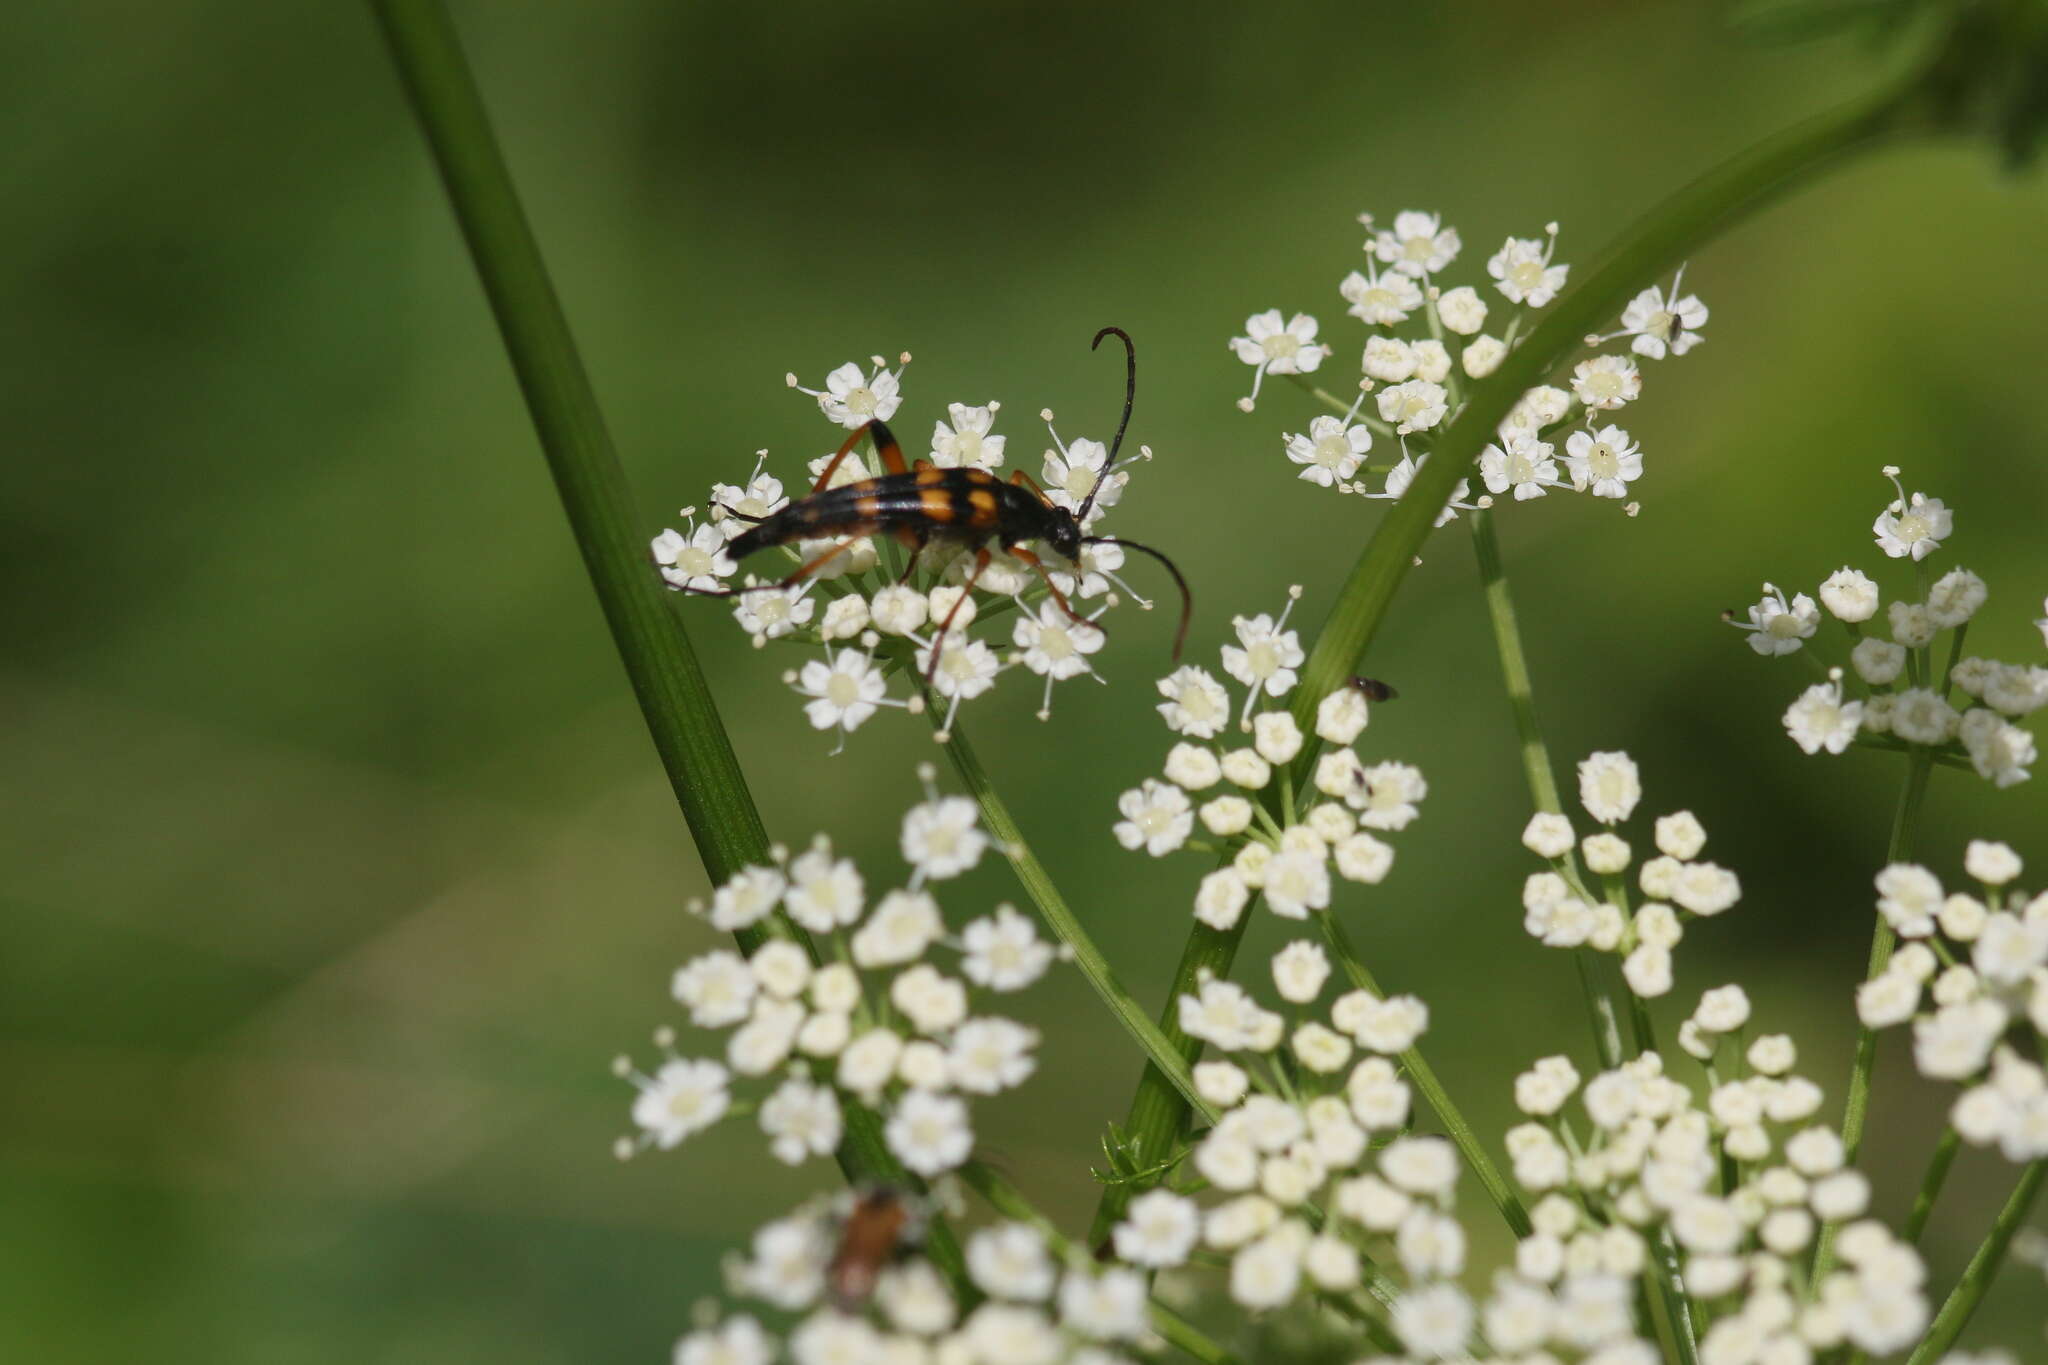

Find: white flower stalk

[660,348,1184,752]
[1855,842,2048,1162]
[1116,588,1427,931]
[1737,471,2040,787]
[1240,212,1697,525]
[618,781,1055,1174]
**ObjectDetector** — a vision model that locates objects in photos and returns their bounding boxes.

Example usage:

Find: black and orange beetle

[686,328,1191,681]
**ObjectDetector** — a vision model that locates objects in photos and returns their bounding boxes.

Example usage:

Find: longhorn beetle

[685,327,1192,684]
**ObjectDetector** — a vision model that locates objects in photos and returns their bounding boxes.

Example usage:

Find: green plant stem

[933,717,1217,1124]
[1468,509,1636,1068]
[1098,58,1945,1260]
[1318,913,1531,1237]
[1811,748,1935,1288]
[1903,1159,2046,1365]
[1467,504,1698,1365]
[1904,1125,1962,1244]
[365,0,963,1283]
[960,1162,1243,1365]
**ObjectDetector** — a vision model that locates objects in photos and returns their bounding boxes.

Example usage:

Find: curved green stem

[1904,1125,1962,1244]
[1903,1159,2046,1365]
[932,717,1218,1124]
[366,0,961,1282]
[1318,912,1531,1237]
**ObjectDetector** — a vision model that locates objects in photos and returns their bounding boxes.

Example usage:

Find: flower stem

[932,716,1218,1124]
[365,0,961,1281]
[960,1162,1245,1365]
[1903,1125,1962,1244]
[1318,912,1532,1237]
[1903,1158,2046,1365]
[1811,747,1935,1286]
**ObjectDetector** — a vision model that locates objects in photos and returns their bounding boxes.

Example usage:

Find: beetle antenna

[1077,327,1136,527]
[1083,535,1189,661]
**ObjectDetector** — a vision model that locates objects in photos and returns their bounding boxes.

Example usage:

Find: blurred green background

[4,2,2045,1360]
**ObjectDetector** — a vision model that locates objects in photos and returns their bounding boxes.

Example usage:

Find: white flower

[816,595,869,641]
[1179,977,1282,1052]
[1334,831,1394,883]
[1523,811,1576,859]
[1271,940,1331,1003]
[967,1222,1057,1303]
[1282,413,1373,487]
[900,795,988,883]
[1315,684,1371,745]
[1195,1059,1249,1107]
[961,905,1054,991]
[1463,335,1508,378]
[1340,263,1423,325]
[1891,688,1961,746]
[1965,840,2022,886]
[919,637,1002,713]
[1041,435,1125,524]
[1488,234,1569,306]
[891,964,967,1034]
[931,402,1005,470]
[1349,994,1430,1053]
[1221,610,1306,701]
[1262,849,1332,919]
[885,1089,973,1175]
[675,1315,772,1365]
[1583,832,1631,874]
[652,523,738,592]
[1228,1232,1302,1309]
[1857,970,1921,1028]
[1113,1188,1201,1268]
[1617,279,1708,358]
[1736,584,1819,656]
[1570,356,1641,410]
[1058,1268,1147,1341]
[794,650,889,738]
[1155,665,1232,738]
[1926,567,1987,627]
[783,841,864,934]
[1363,335,1418,383]
[1873,489,1952,561]
[741,1216,829,1310]
[1480,434,1562,501]
[632,1058,730,1148]
[672,949,757,1028]
[959,1303,1060,1365]
[1220,748,1272,790]
[1654,812,1707,860]
[851,889,945,969]
[1194,866,1252,929]
[1961,708,2036,787]
[1252,712,1304,765]
[709,470,788,526]
[727,1000,804,1076]
[1819,567,1881,622]
[1623,944,1673,998]
[794,359,903,429]
[759,1077,842,1165]
[1913,1000,2006,1081]
[1376,379,1449,432]
[1113,779,1194,856]
[1200,796,1255,838]
[707,865,787,933]
[1394,1282,1474,1359]
[875,1262,956,1336]
[750,939,811,999]
[947,1017,1038,1094]
[1230,310,1326,408]
[1784,678,1864,754]
[1577,751,1642,824]
[732,585,815,641]
[1852,637,1907,685]
[1517,1055,1582,1116]
[1353,760,1427,830]
[835,1029,903,1102]
[1375,209,1462,276]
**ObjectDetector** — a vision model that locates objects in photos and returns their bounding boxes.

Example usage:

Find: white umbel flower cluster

[1236,211,1708,523]
[1856,841,2048,1162]
[678,1196,1153,1365]
[653,352,1174,750]
[1518,752,1741,998]
[1737,469,2043,787]
[1506,999,1933,1361]
[616,775,1059,1178]
[1113,587,1428,929]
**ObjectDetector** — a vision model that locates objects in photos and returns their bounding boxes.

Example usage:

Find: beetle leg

[1007,468,1055,507]
[810,420,910,494]
[678,535,863,597]
[925,547,990,685]
[1006,544,1090,631]
[710,501,765,524]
